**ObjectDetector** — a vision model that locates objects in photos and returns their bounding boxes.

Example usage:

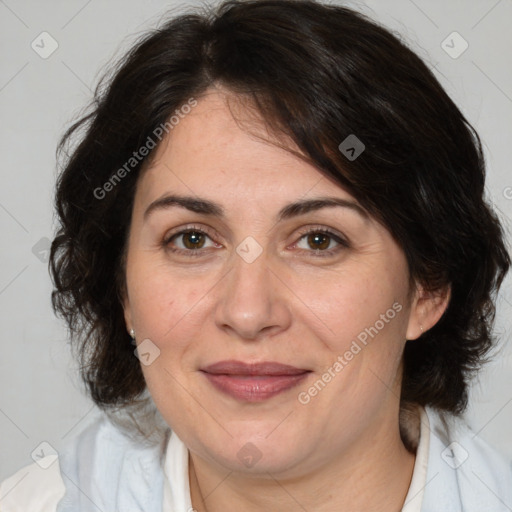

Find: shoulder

[0,414,169,512]
[0,417,109,511]
[422,406,512,512]
[0,456,64,512]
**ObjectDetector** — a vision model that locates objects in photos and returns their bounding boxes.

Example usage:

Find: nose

[214,249,292,341]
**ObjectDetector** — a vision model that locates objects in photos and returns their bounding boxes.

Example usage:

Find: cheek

[301,271,402,342]
[296,267,410,391]
[126,262,211,347]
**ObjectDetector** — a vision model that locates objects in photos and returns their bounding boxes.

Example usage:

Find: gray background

[0,0,511,482]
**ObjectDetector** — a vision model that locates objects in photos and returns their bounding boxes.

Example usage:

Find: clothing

[0,406,511,511]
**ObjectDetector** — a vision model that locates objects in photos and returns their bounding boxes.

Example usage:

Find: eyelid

[163,223,219,245]
[294,224,348,242]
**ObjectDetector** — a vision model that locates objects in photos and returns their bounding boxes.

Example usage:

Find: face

[123,88,430,478]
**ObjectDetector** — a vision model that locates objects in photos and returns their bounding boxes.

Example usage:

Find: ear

[406,283,451,340]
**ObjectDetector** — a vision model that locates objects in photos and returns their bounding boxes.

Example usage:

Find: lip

[201,360,311,402]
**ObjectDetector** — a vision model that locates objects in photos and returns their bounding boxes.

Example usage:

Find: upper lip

[201,360,310,376]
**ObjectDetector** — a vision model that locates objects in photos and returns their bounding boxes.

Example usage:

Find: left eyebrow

[277,197,368,222]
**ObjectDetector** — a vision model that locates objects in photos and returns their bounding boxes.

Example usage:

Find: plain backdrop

[0,0,511,482]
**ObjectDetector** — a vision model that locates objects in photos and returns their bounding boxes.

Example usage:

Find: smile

[200,360,312,402]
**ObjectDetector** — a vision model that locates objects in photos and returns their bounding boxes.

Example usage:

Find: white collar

[402,406,430,511]
[163,428,193,511]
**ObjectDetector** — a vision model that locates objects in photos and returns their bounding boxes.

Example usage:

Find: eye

[294,227,348,256]
[162,225,348,258]
[163,226,221,255]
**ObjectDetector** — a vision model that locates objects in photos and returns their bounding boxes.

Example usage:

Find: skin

[123,87,449,512]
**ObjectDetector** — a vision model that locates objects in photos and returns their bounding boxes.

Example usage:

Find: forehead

[135,89,355,211]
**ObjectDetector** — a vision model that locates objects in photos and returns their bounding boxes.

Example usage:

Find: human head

[50,0,510,443]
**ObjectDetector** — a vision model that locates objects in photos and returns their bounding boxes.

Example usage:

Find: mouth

[200,360,312,402]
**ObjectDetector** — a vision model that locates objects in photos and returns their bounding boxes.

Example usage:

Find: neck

[188,407,418,512]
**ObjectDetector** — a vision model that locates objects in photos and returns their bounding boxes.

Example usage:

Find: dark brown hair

[50,0,510,420]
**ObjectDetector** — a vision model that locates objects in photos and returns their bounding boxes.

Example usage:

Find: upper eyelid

[295,224,347,239]
[164,223,216,241]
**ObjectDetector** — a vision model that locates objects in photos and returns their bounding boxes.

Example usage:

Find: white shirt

[1,406,510,511]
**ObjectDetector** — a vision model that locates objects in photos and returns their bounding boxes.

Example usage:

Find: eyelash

[162,224,349,258]
[293,226,349,257]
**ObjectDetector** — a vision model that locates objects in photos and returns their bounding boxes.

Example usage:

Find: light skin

[123,87,450,511]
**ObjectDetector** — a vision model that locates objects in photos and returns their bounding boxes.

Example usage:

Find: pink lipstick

[201,360,311,402]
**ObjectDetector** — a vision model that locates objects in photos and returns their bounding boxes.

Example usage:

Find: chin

[191,426,311,476]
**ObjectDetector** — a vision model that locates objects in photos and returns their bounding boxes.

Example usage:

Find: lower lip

[202,372,310,402]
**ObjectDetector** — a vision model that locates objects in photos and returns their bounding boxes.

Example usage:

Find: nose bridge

[214,246,291,340]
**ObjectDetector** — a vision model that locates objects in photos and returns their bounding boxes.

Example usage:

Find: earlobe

[406,284,451,340]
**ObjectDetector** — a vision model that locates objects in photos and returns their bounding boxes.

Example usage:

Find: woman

[1,0,510,510]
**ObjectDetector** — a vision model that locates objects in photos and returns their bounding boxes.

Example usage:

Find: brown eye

[165,229,217,252]
[181,231,206,249]
[294,228,348,257]
[307,233,331,250]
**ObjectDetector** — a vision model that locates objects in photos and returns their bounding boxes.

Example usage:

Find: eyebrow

[143,194,368,222]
